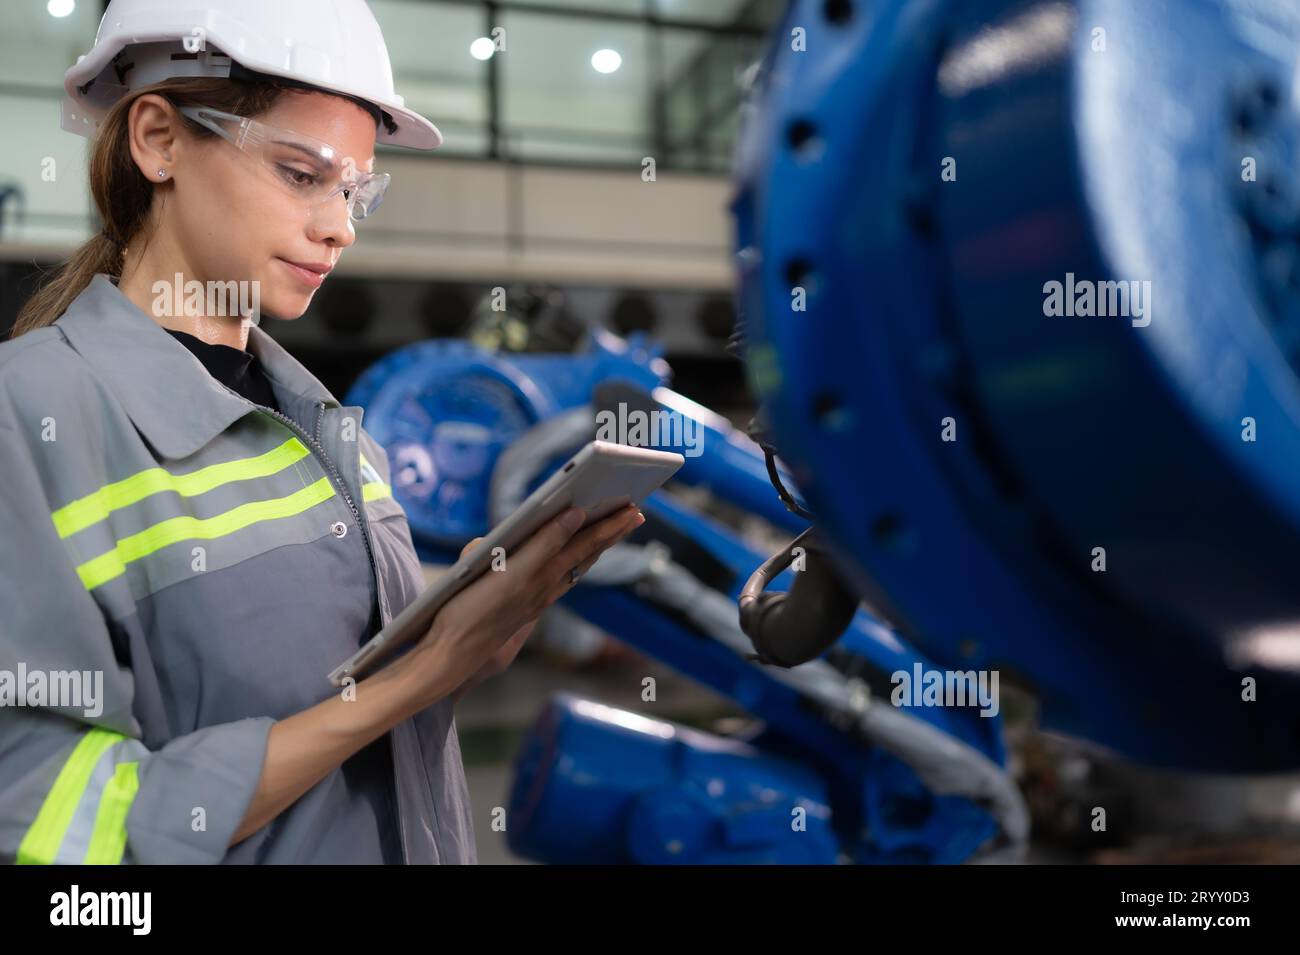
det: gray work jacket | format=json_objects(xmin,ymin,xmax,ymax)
[{"xmin": 0, "ymin": 273, "xmax": 476, "ymax": 864}]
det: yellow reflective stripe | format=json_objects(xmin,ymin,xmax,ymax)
[
  {"xmin": 17, "ymin": 728, "xmax": 124, "ymax": 865},
  {"xmin": 359, "ymin": 452, "xmax": 392, "ymax": 501},
  {"xmin": 83, "ymin": 762, "xmax": 140, "ymax": 864},
  {"xmin": 362, "ymin": 481, "xmax": 393, "ymax": 502},
  {"xmin": 52, "ymin": 438, "xmax": 311, "ymax": 539},
  {"xmin": 76, "ymin": 476, "xmax": 337, "ymax": 590}
]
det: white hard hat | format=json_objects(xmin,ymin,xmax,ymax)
[{"xmin": 61, "ymin": 0, "xmax": 442, "ymax": 149}]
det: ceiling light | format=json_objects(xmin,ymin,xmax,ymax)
[{"xmin": 591, "ymin": 49, "xmax": 622, "ymax": 74}]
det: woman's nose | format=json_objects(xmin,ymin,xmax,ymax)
[{"xmin": 305, "ymin": 193, "xmax": 358, "ymax": 248}]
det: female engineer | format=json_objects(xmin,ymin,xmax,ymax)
[{"xmin": 0, "ymin": 0, "xmax": 643, "ymax": 864}]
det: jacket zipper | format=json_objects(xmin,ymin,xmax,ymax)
[
  {"xmin": 217, "ymin": 385, "xmax": 382, "ymax": 620},
  {"xmin": 265, "ymin": 401, "xmax": 409, "ymax": 862},
  {"xmin": 282, "ymin": 401, "xmax": 381, "ymax": 614}
]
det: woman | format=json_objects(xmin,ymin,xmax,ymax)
[{"xmin": 0, "ymin": 0, "xmax": 642, "ymax": 864}]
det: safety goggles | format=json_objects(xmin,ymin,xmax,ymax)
[{"xmin": 178, "ymin": 105, "xmax": 390, "ymax": 222}]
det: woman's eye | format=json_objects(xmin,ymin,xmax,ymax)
[{"xmin": 276, "ymin": 164, "xmax": 319, "ymax": 188}]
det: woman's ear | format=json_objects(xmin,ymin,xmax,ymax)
[{"xmin": 126, "ymin": 93, "xmax": 181, "ymax": 183}]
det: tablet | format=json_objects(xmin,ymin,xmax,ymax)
[{"xmin": 328, "ymin": 440, "xmax": 684, "ymax": 685}]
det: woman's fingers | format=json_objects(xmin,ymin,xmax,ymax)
[
  {"xmin": 571, "ymin": 512, "xmax": 642, "ymax": 577},
  {"xmin": 544, "ymin": 509, "xmax": 643, "ymax": 602},
  {"xmin": 502, "ymin": 508, "xmax": 640, "ymax": 614},
  {"xmin": 555, "ymin": 506, "xmax": 642, "ymax": 578},
  {"xmin": 463, "ymin": 505, "xmax": 642, "ymax": 622},
  {"xmin": 507, "ymin": 506, "xmax": 592, "ymax": 579},
  {"xmin": 509, "ymin": 503, "xmax": 639, "ymax": 583}
]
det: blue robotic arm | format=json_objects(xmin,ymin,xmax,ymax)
[{"xmin": 349, "ymin": 331, "xmax": 1021, "ymax": 863}]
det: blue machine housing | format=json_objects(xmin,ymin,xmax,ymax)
[
  {"xmin": 732, "ymin": 0, "xmax": 1300, "ymax": 772},
  {"xmin": 507, "ymin": 693, "xmax": 841, "ymax": 865}
]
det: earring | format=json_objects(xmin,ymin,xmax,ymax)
[{"xmin": 158, "ymin": 169, "xmax": 167, "ymax": 178}]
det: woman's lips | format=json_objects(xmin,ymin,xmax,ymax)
[{"xmin": 278, "ymin": 258, "xmax": 331, "ymax": 288}]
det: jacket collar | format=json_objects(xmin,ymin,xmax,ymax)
[{"xmin": 57, "ymin": 273, "xmax": 339, "ymax": 459}]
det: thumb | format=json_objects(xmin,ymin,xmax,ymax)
[{"xmin": 459, "ymin": 536, "xmax": 485, "ymax": 560}]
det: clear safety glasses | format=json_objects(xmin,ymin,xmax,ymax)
[{"xmin": 178, "ymin": 105, "xmax": 390, "ymax": 222}]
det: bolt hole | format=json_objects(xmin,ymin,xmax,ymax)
[
  {"xmin": 905, "ymin": 199, "xmax": 938, "ymax": 239},
  {"xmin": 785, "ymin": 257, "xmax": 815, "ymax": 291},
  {"xmin": 1232, "ymin": 79, "xmax": 1281, "ymax": 137},
  {"xmin": 813, "ymin": 391, "xmax": 840, "ymax": 416},
  {"xmin": 824, "ymin": 0, "xmax": 853, "ymax": 25},
  {"xmin": 812, "ymin": 390, "xmax": 850, "ymax": 431},
  {"xmin": 1257, "ymin": 80, "xmax": 1280, "ymax": 110},
  {"xmin": 786, "ymin": 117, "xmax": 823, "ymax": 162},
  {"xmin": 1232, "ymin": 107, "xmax": 1252, "ymax": 137},
  {"xmin": 871, "ymin": 512, "xmax": 910, "ymax": 552},
  {"xmin": 787, "ymin": 118, "xmax": 816, "ymax": 149}
]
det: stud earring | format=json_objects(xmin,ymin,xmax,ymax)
[{"xmin": 158, "ymin": 169, "xmax": 167, "ymax": 178}]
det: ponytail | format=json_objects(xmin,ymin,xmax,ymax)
[{"xmin": 12, "ymin": 76, "xmax": 288, "ymax": 336}]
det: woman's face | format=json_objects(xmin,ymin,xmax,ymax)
[{"xmin": 170, "ymin": 90, "xmax": 378, "ymax": 321}]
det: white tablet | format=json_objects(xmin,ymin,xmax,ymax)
[{"xmin": 328, "ymin": 440, "xmax": 684, "ymax": 686}]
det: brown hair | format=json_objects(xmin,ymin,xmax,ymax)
[{"xmin": 12, "ymin": 76, "xmax": 290, "ymax": 337}]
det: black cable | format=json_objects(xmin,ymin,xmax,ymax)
[
  {"xmin": 730, "ymin": 312, "xmax": 815, "ymax": 520},
  {"xmin": 760, "ymin": 442, "xmax": 814, "ymax": 520}
]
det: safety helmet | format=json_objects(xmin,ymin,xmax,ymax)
[{"xmin": 61, "ymin": 0, "xmax": 442, "ymax": 149}]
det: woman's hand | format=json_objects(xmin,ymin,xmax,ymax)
[
  {"xmin": 448, "ymin": 615, "xmax": 534, "ymax": 705},
  {"xmin": 391, "ymin": 503, "xmax": 645, "ymax": 713},
  {"xmin": 445, "ymin": 536, "xmax": 533, "ymax": 704}
]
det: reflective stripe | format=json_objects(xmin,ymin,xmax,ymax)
[
  {"xmin": 16, "ymin": 728, "xmax": 123, "ymax": 865},
  {"xmin": 362, "ymin": 481, "xmax": 393, "ymax": 502},
  {"xmin": 359, "ymin": 452, "xmax": 392, "ymax": 502},
  {"xmin": 52, "ymin": 437, "xmax": 311, "ymax": 539},
  {"xmin": 84, "ymin": 762, "xmax": 140, "ymax": 864},
  {"xmin": 76, "ymin": 476, "xmax": 337, "ymax": 590},
  {"xmin": 358, "ymin": 452, "xmax": 382, "ymax": 484}
]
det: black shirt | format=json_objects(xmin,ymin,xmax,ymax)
[{"xmin": 166, "ymin": 329, "xmax": 280, "ymax": 413}]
